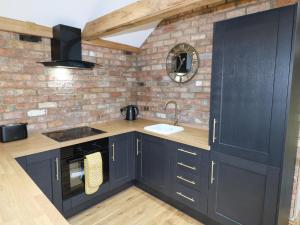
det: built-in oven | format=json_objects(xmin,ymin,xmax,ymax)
[{"xmin": 60, "ymin": 138, "xmax": 109, "ymax": 200}]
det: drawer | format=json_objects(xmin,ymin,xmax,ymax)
[
  {"xmin": 174, "ymin": 183, "xmax": 207, "ymax": 214},
  {"xmin": 176, "ymin": 149, "xmax": 201, "ymax": 169},
  {"xmin": 175, "ymin": 166, "xmax": 201, "ymax": 191},
  {"xmin": 176, "ymin": 160, "xmax": 199, "ymax": 174},
  {"xmin": 176, "ymin": 143, "xmax": 208, "ymax": 161},
  {"xmin": 175, "ymin": 163, "xmax": 209, "ymax": 193}
]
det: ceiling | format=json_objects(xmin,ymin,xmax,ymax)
[{"xmin": 0, "ymin": 0, "xmax": 158, "ymax": 47}]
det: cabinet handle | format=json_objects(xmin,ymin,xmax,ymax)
[
  {"xmin": 210, "ymin": 161, "xmax": 216, "ymax": 184},
  {"xmin": 55, "ymin": 157, "xmax": 59, "ymax": 181},
  {"xmin": 112, "ymin": 143, "xmax": 115, "ymax": 162},
  {"xmin": 213, "ymin": 118, "xmax": 217, "ymax": 143},
  {"xmin": 177, "ymin": 148, "xmax": 197, "ymax": 156},
  {"xmin": 176, "ymin": 176, "xmax": 196, "ymax": 185},
  {"xmin": 177, "ymin": 162, "xmax": 196, "ymax": 171},
  {"xmin": 136, "ymin": 138, "xmax": 140, "ymax": 156},
  {"xmin": 176, "ymin": 192, "xmax": 195, "ymax": 202}
]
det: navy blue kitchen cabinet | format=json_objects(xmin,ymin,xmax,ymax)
[
  {"xmin": 210, "ymin": 5, "xmax": 295, "ymax": 167},
  {"xmin": 209, "ymin": 4, "xmax": 300, "ymax": 225},
  {"xmin": 208, "ymin": 152, "xmax": 280, "ymax": 225},
  {"xmin": 16, "ymin": 150, "xmax": 62, "ymax": 212},
  {"xmin": 136, "ymin": 133, "xmax": 172, "ymax": 196},
  {"xmin": 172, "ymin": 143, "xmax": 210, "ymax": 215},
  {"xmin": 109, "ymin": 133, "xmax": 135, "ymax": 190}
]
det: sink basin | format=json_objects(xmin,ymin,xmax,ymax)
[{"xmin": 144, "ymin": 124, "xmax": 184, "ymax": 135}]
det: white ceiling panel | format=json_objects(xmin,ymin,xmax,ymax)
[{"xmin": 0, "ymin": 0, "xmax": 157, "ymax": 47}]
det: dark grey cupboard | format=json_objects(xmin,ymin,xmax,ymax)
[
  {"xmin": 209, "ymin": 4, "xmax": 300, "ymax": 225},
  {"xmin": 109, "ymin": 133, "xmax": 135, "ymax": 189},
  {"xmin": 16, "ymin": 150, "xmax": 62, "ymax": 212},
  {"xmin": 172, "ymin": 143, "xmax": 209, "ymax": 215},
  {"xmin": 208, "ymin": 152, "xmax": 280, "ymax": 225},
  {"xmin": 210, "ymin": 5, "xmax": 295, "ymax": 167},
  {"xmin": 135, "ymin": 133, "xmax": 211, "ymax": 220},
  {"xmin": 136, "ymin": 134, "xmax": 172, "ymax": 196}
]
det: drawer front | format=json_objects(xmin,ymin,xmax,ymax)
[
  {"xmin": 176, "ymin": 148, "xmax": 200, "ymax": 169},
  {"xmin": 175, "ymin": 166, "xmax": 201, "ymax": 191},
  {"xmin": 176, "ymin": 159, "xmax": 199, "ymax": 174},
  {"xmin": 176, "ymin": 144, "xmax": 208, "ymax": 163},
  {"xmin": 175, "ymin": 163, "xmax": 209, "ymax": 194},
  {"xmin": 174, "ymin": 183, "xmax": 207, "ymax": 214},
  {"xmin": 177, "ymin": 144, "xmax": 209, "ymax": 159}
]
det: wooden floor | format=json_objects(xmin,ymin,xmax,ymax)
[{"xmin": 68, "ymin": 186, "xmax": 204, "ymax": 225}]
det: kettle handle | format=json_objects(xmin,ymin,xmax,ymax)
[
  {"xmin": 134, "ymin": 106, "xmax": 139, "ymax": 116},
  {"xmin": 120, "ymin": 107, "xmax": 126, "ymax": 117}
]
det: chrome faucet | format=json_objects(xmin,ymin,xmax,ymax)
[{"xmin": 164, "ymin": 101, "xmax": 179, "ymax": 126}]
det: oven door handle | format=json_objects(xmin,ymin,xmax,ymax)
[{"xmin": 66, "ymin": 151, "xmax": 105, "ymax": 164}]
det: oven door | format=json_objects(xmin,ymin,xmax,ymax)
[{"xmin": 61, "ymin": 156, "xmax": 85, "ymax": 200}]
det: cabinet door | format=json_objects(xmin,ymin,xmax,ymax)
[
  {"xmin": 210, "ymin": 6, "xmax": 295, "ymax": 166},
  {"xmin": 208, "ymin": 152, "xmax": 280, "ymax": 225},
  {"xmin": 26, "ymin": 150, "xmax": 62, "ymax": 212},
  {"xmin": 137, "ymin": 134, "xmax": 171, "ymax": 195},
  {"xmin": 109, "ymin": 133, "xmax": 134, "ymax": 189}
]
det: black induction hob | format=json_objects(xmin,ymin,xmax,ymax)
[{"xmin": 43, "ymin": 126, "xmax": 106, "ymax": 142}]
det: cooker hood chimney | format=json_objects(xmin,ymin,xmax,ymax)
[{"xmin": 38, "ymin": 24, "xmax": 98, "ymax": 69}]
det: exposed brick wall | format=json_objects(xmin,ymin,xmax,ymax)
[{"xmin": 0, "ymin": 31, "xmax": 137, "ymax": 132}]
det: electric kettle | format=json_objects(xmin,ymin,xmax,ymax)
[{"xmin": 120, "ymin": 105, "xmax": 139, "ymax": 121}]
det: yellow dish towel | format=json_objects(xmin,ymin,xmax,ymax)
[{"xmin": 84, "ymin": 152, "xmax": 103, "ymax": 195}]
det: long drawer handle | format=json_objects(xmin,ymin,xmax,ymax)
[
  {"xmin": 177, "ymin": 148, "xmax": 197, "ymax": 156},
  {"xmin": 55, "ymin": 157, "xmax": 59, "ymax": 181},
  {"xmin": 176, "ymin": 192, "xmax": 195, "ymax": 202},
  {"xmin": 177, "ymin": 162, "xmax": 196, "ymax": 171},
  {"xmin": 177, "ymin": 176, "xmax": 196, "ymax": 185}
]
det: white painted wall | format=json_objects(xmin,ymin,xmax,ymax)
[{"xmin": 0, "ymin": 0, "xmax": 156, "ymax": 47}]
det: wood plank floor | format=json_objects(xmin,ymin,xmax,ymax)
[{"xmin": 68, "ymin": 186, "xmax": 204, "ymax": 225}]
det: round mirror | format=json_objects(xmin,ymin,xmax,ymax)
[{"xmin": 166, "ymin": 43, "xmax": 199, "ymax": 84}]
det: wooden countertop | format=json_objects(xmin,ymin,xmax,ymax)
[{"xmin": 0, "ymin": 119, "xmax": 209, "ymax": 225}]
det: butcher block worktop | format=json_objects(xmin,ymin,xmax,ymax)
[
  {"xmin": 0, "ymin": 119, "xmax": 209, "ymax": 225},
  {"xmin": 4, "ymin": 119, "xmax": 210, "ymax": 158}
]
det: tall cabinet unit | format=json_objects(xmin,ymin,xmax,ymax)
[{"xmin": 209, "ymin": 4, "xmax": 300, "ymax": 225}]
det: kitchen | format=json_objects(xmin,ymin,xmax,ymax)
[{"xmin": 0, "ymin": 0, "xmax": 299, "ymax": 225}]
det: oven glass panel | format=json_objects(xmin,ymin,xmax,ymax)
[{"xmin": 69, "ymin": 161, "xmax": 84, "ymax": 189}]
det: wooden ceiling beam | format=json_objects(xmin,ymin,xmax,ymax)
[
  {"xmin": 82, "ymin": 0, "xmax": 225, "ymax": 40},
  {"xmin": 0, "ymin": 16, "xmax": 53, "ymax": 38},
  {"xmin": 0, "ymin": 16, "xmax": 139, "ymax": 53},
  {"xmin": 82, "ymin": 39, "xmax": 140, "ymax": 53}
]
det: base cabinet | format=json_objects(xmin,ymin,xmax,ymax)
[
  {"xmin": 208, "ymin": 152, "xmax": 280, "ymax": 225},
  {"xmin": 136, "ymin": 133, "xmax": 210, "ymax": 217},
  {"xmin": 15, "ymin": 132, "xmax": 284, "ymax": 225},
  {"xmin": 16, "ymin": 150, "xmax": 62, "ymax": 212},
  {"xmin": 109, "ymin": 133, "xmax": 135, "ymax": 190},
  {"xmin": 136, "ymin": 134, "xmax": 172, "ymax": 196},
  {"xmin": 172, "ymin": 143, "xmax": 209, "ymax": 215}
]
